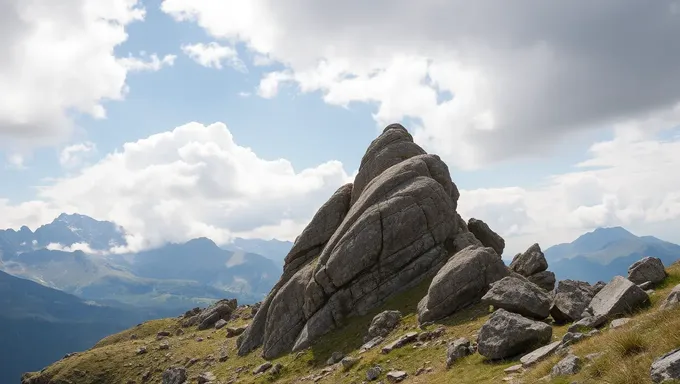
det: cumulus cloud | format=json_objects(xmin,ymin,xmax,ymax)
[
  {"xmin": 0, "ymin": 0, "xmax": 172, "ymax": 146},
  {"xmin": 59, "ymin": 142, "xmax": 97, "ymax": 168},
  {"xmin": 161, "ymin": 0, "xmax": 680, "ymax": 170},
  {"xmin": 1, "ymin": 122, "xmax": 352, "ymax": 252},
  {"xmin": 118, "ymin": 53, "xmax": 177, "ymax": 72},
  {"xmin": 181, "ymin": 42, "xmax": 247, "ymax": 72}
]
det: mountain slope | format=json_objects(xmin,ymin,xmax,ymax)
[
  {"xmin": 544, "ymin": 227, "xmax": 680, "ymax": 283},
  {"xmin": 223, "ymin": 237, "xmax": 293, "ymax": 265},
  {"xmin": 0, "ymin": 269, "xmax": 150, "ymax": 384}
]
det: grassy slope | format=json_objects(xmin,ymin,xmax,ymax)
[{"xmin": 24, "ymin": 262, "xmax": 680, "ymax": 384}]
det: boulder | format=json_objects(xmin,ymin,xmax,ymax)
[
  {"xmin": 567, "ymin": 314, "xmax": 607, "ymax": 333},
  {"xmin": 195, "ymin": 299, "xmax": 237, "ymax": 330},
  {"xmin": 550, "ymin": 280, "xmax": 595, "ymax": 323},
  {"xmin": 520, "ymin": 341, "xmax": 561, "ymax": 368},
  {"xmin": 660, "ymin": 284, "xmax": 680, "ymax": 310},
  {"xmin": 650, "ymin": 348, "xmax": 680, "ymax": 383},
  {"xmin": 365, "ymin": 310, "xmax": 402, "ymax": 342},
  {"xmin": 366, "ymin": 366, "xmax": 382, "ymax": 381},
  {"xmin": 446, "ymin": 338, "xmax": 472, "ymax": 368},
  {"xmin": 527, "ymin": 270, "xmax": 556, "ymax": 292},
  {"xmin": 418, "ymin": 246, "xmax": 509, "ymax": 323},
  {"xmin": 591, "ymin": 281, "xmax": 607, "ymax": 294},
  {"xmin": 467, "ymin": 218, "xmax": 505, "ymax": 256},
  {"xmin": 509, "ymin": 243, "xmax": 548, "ymax": 277},
  {"xmin": 162, "ymin": 367, "xmax": 187, "ymax": 384},
  {"xmin": 586, "ymin": 276, "xmax": 650, "ymax": 318},
  {"xmin": 628, "ymin": 256, "xmax": 667, "ymax": 285},
  {"xmin": 240, "ymin": 125, "xmax": 463, "ymax": 359},
  {"xmin": 551, "ymin": 354, "xmax": 582, "ymax": 377},
  {"xmin": 481, "ymin": 276, "xmax": 551, "ymax": 319},
  {"xmin": 477, "ymin": 309, "xmax": 553, "ymax": 360}
]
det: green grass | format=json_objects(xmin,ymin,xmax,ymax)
[{"xmin": 23, "ymin": 262, "xmax": 680, "ymax": 384}]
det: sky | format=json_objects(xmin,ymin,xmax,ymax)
[{"xmin": 2, "ymin": 0, "xmax": 680, "ymax": 258}]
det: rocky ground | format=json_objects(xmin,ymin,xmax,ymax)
[{"xmin": 21, "ymin": 124, "xmax": 680, "ymax": 384}]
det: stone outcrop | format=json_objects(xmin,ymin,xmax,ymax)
[
  {"xmin": 481, "ymin": 276, "xmax": 551, "ymax": 319},
  {"xmin": 585, "ymin": 276, "xmax": 650, "ymax": 319},
  {"xmin": 238, "ymin": 124, "xmax": 464, "ymax": 359},
  {"xmin": 650, "ymin": 348, "xmax": 680, "ymax": 383},
  {"xmin": 509, "ymin": 244, "xmax": 555, "ymax": 291},
  {"xmin": 182, "ymin": 299, "xmax": 237, "ymax": 330},
  {"xmin": 477, "ymin": 309, "xmax": 552, "ymax": 360},
  {"xmin": 418, "ymin": 246, "xmax": 509, "ymax": 323},
  {"xmin": 660, "ymin": 284, "xmax": 680, "ymax": 310},
  {"xmin": 365, "ymin": 310, "xmax": 402, "ymax": 342},
  {"xmin": 628, "ymin": 256, "xmax": 667, "ymax": 285},
  {"xmin": 550, "ymin": 280, "xmax": 595, "ymax": 323},
  {"xmin": 467, "ymin": 218, "xmax": 505, "ymax": 256},
  {"xmin": 551, "ymin": 354, "xmax": 582, "ymax": 377}
]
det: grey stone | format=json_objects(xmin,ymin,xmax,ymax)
[
  {"xmin": 214, "ymin": 319, "xmax": 227, "ymax": 330},
  {"xmin": 638, "ymin": 281, "xmax": 654, "ymax": 290},
  {"xmin": 591, "ymin": 281, "xmax": 607, "ymax": 294},
  {"xmin": 365, "ymin": 310, "xmax": 402, "ymax": 342},
  {"xmin": 504, "ymin": 364, "xmax": 523, "ymax": 374},
  {"xmin": 446, "ymin": 338, "xmax": 472, "ymax": 368},
  {"xmin": 521, "ymin": 341, "xmax": 561, "ymax": 367},
  {"xmin": 477, "ymin": 309, "xmax": 553, "ymax": 360},
  {"xmin": 628, "ymin": 256, "xmax": 666, "ymax": 285},
  {"xmin": 197, "ymin": 372, "xmax": 216, "ymax": 384},
  {"xmin": 192, "ymin": 299, "xmax": 237, "ymax": 330},
  {"xmin": 360, "ymin": 336, "xmax": 385, "ymax": 353},
  {"xmin": 527, "ymin": 270, "xmax": 556, "ymax": 292},
  {"xmin": 386, "ymin": 370, "xmax": 408, "ymax": 382},
  {"xmin": 326, "ymin": 351, "xmax": 344, "ymax": 366},
  {"xmin": 253, "ymin": 362, "xmax": 273, "ymax": 375},
  {"xmin": 586, "ymin": 276, "xmax": 650, "ymax": 318},
  {"xmin": 481, "ymin": 276, "xmax": 551, "ymax": 319},
  {"xmin": 161, "ymin": 367, "xmax": 187, "ymax": 384},
  {"xmin": 609, "ymin": 318, "xmax": 631, "ymax": 329},
  {"xmin": 226, "ymin": 326, "xmax": 247, "ymax": 338},
  {"xmin": 467, "ymin": 218, "xmax": 505, "ymax": 256},
  {"xmin": 366, "ymin": 365, "xmax": 383, "ymax": 381},
  {"xmin": 551, "ymin": 354, "xmax": 582, "ymax": 377},
  {"xmin": 550, "ymin": 280, "xmax": 595, "ymax": 323},
  {"xmin": 509, "ymin": 243, "xmax": 548, "ymax": 277},
  {"xmin": 341, "ymin": 356, "xmax": 360, "ymax": 370},
  {"xmin": 650, "ymin": 348, "xmax": 680, "ymax": 383},
  {"xmin": 418, "ymin": 246, "xmax": 509, "ymax": 323},
  {"xmin": 381, "ymin": 332, "xmax": 419, "ymax": 354},
  {"xmin": 660, "ymin": 284, "xmax": 680, "ymax": 310},
  {"xmin": 567, "ymin": 315, "xmax": 607, "ymax": 332},
  {"xmin": 270, "ymin": 363, "xmax": 283, "ymax": 375}
]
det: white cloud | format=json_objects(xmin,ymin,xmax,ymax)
[
  {"xmin": 5, "ymin": 153, "xmax": 26, "ymax": 169},
  {"xmin": 181, "ymin": 42, "xmax": 247, "ymax": 72},
  {"xmin": 118, "ymin": 53, "xmax": 177, "ymax": 72},
  {"xmin": 0, "ymin": 0, "xmax": 172, "ymax": 147},
  {"xmin": 45, "ymin": 241, "xmax": 102, "ymax": 255},
  {"xmin": 0, "ymin": 122, "xmax": 352, "ymax": 253},
  {"xmin": 59, "ymin": 142, "xmax": 97, "ymax": 168},
  {"xmin": 161, "ymin": 0, "xmax": 680, "ymax": 170}
]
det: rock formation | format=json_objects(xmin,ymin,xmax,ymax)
[
  {"xmin": 585, "ymin": 276, "xmax": 650, "ymax": 318},
  {"xmin": 238, "ymin": 124, "xmax": 469, "ymax": 359},
  {"xmin": 628, "ymin": 256, "xmax": 667, "ymax": 285},
  {"xmin": 509, "ymin": 244, "xmax": 556, "ymax": 291},
  {"xmin": 476, "ymin": 309, "xmax": 552, "ymax": 360},
  {"xmin": 467, "ymin": 218, "xmax": 505, "ymax": 256},
  {"xmin": 481, "ymin": 275, "xmax": 551, "ymax": 320},
  {"xmin": 550, "ymin": 280, "xmax": 596, "ymax": 323}
]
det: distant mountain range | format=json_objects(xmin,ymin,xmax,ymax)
[
  {"xmin": 0, "ymin": 214, "xmax": 291, "ymax": 312},
  {"xmin": 544, "ymin": 226, "xmax": 680, "ymax": 283},
  {"xmin": 0, "ymin": 268, "xmax": 160, "ymax": 384}
]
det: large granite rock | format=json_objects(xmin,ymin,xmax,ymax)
[
  {"xmin": 585, "ymin": 276, "xmax": 650, "ymax": 319},
  {"xmin": 365, "ymin": 310, "xmax": 402, "ymax": 342},
  {"xmin": 509, "ymin": 243, "xmax": 548, "ymax": 277},
  {"xmin": 550, "ymin": 280, "xmax": 595, "ymax": 323},
  {"xmin": 527, "ymin": 271, "xmax": 556, "ymax": 292},
  {"xmin": 239, "ymin": 124, "xmax": 462, "ymax": 359},
  {"xmin": 467, "ymin": 218, "xmax": 505, "ymax": 256},
  {"xmin": 418, "ymin": 246, "xmax": 509, "ymax": 323},
  {"xmin": 650, "ymin": 348, "xmax": 680, "ymax": 383},
  {"xmin": 181, "ymin": 299, "xmax": 237, "ymax": 330},
  {"xmin": 477, "ymin": 309, "xmax": 552, "ymax": 360},
  {"xmin": 481, "ymin": 276, "xmax": 551, "ymax": 319},
  {"xmin": 628, "ymin": 256, "xmax": 667, "ymax": 285},
  {"xmin": 660, "ymin": 284, "xmax": 680, "ymax": 310}
]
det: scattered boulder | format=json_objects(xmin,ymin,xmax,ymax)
[
  {"xmin": 341, "ymin": 356, "xmax": 360, "ymax": 370},
  {"xmin": 214, "ymin": 319, "xmax": 227, "ymax": 330},
  {"xmin": 360, "ymin": 336, "xmax": 385, "ymax": 353},
  {"xmin": 568, "ymin": 314, "xmax": 607, "ymax": 332},
  {"xmin": 326, "ymin": 351, "xmax": 344, "ymax": 366},
  {"xmin": 467, "ymin": 218, "xmax": 505, "ymax": 256},
  {"xmin": 446, "ymin": 338, "xmax": 472, "ymax": 368},
  {"xmin": 591, "ymin": 281, "xmax": 607, "ymax": 294},
  {"xmin": 161, "ymin": 367, "xmax": 187, "ymax": 384},
  {"xmin": 418, "ymin": 246, "xmax": 509, "ymax": 323},
  {"xmin": 386, "ymin": 370, "xmax": 408, "ymax": 382},
  {"xmin": 609, "ymin": 318, "xmax": 631, "ymax": 329},
  {"xmin": 520, "ymin": 341, "xmax": 561, "ymax": 368},
  {"xmin": 197, "ymin": 372, "xmax": 216, "ymax": 384},
  {"xmin": 551, "ymin": 353, "xmax": 582, "ymax": 377},
  {"xmin": 660, "ymin": 284, "xmax": 680, "ymax": 310},
  {"xmin": 270, "ymin": 363, "xmax": 283, "ymax": 375},
  {"xmin": 366, "ymin": 365, "xmax": 383, "ymax": 381},
  {"xmin": 381, "ymin": 332, "xmax": 419, "ymax": 354},
  {"xmin": 136, "ymin": 346, "xmax": 147, "ymax": 355},
  {"xmin": 527, "ymin": 270, "xmax": 556, "ymax": 292},
  {"xmin": 481, "ymin": 275, "xmax": 551, "ymax": 319},
  {"xmin": 226, "ymin": 326, "xmax": 247, "ymax": 338},
  {"xmin": 550, "ymin": 280, "xmax": 595, "ymax": 323},
  {"xmin": 477, "ymin": 309, "xmax": 553, "ymax": 360},
  {"xmin": 365, "ymin": 310, "xmax": 402, "ymax": 342},
  {"xmin": 253, "ymin": 362, "xmax": 273, "ymax": 375},
  {"xmin": 509, "ymin": 244, "xmax": 548, "ymax": 277},
  {"xmin": 182, "ymin": 299, "xmax": 237, "ymax": 330},
  {"xmin": 628, "ymin": 257, "xmax": 666, "ymax": 285},
  {"xmin": 586, "ymin": 276, "xmax": 650, "ymax": 318},
  {"xmin": 651, "ymin": 348, "xmax": 680, "ymax": 383}
]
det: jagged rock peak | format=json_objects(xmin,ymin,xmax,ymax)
[{"xmin": 237, "ymin": 123, "xmax": 463, "ymax": 359}]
